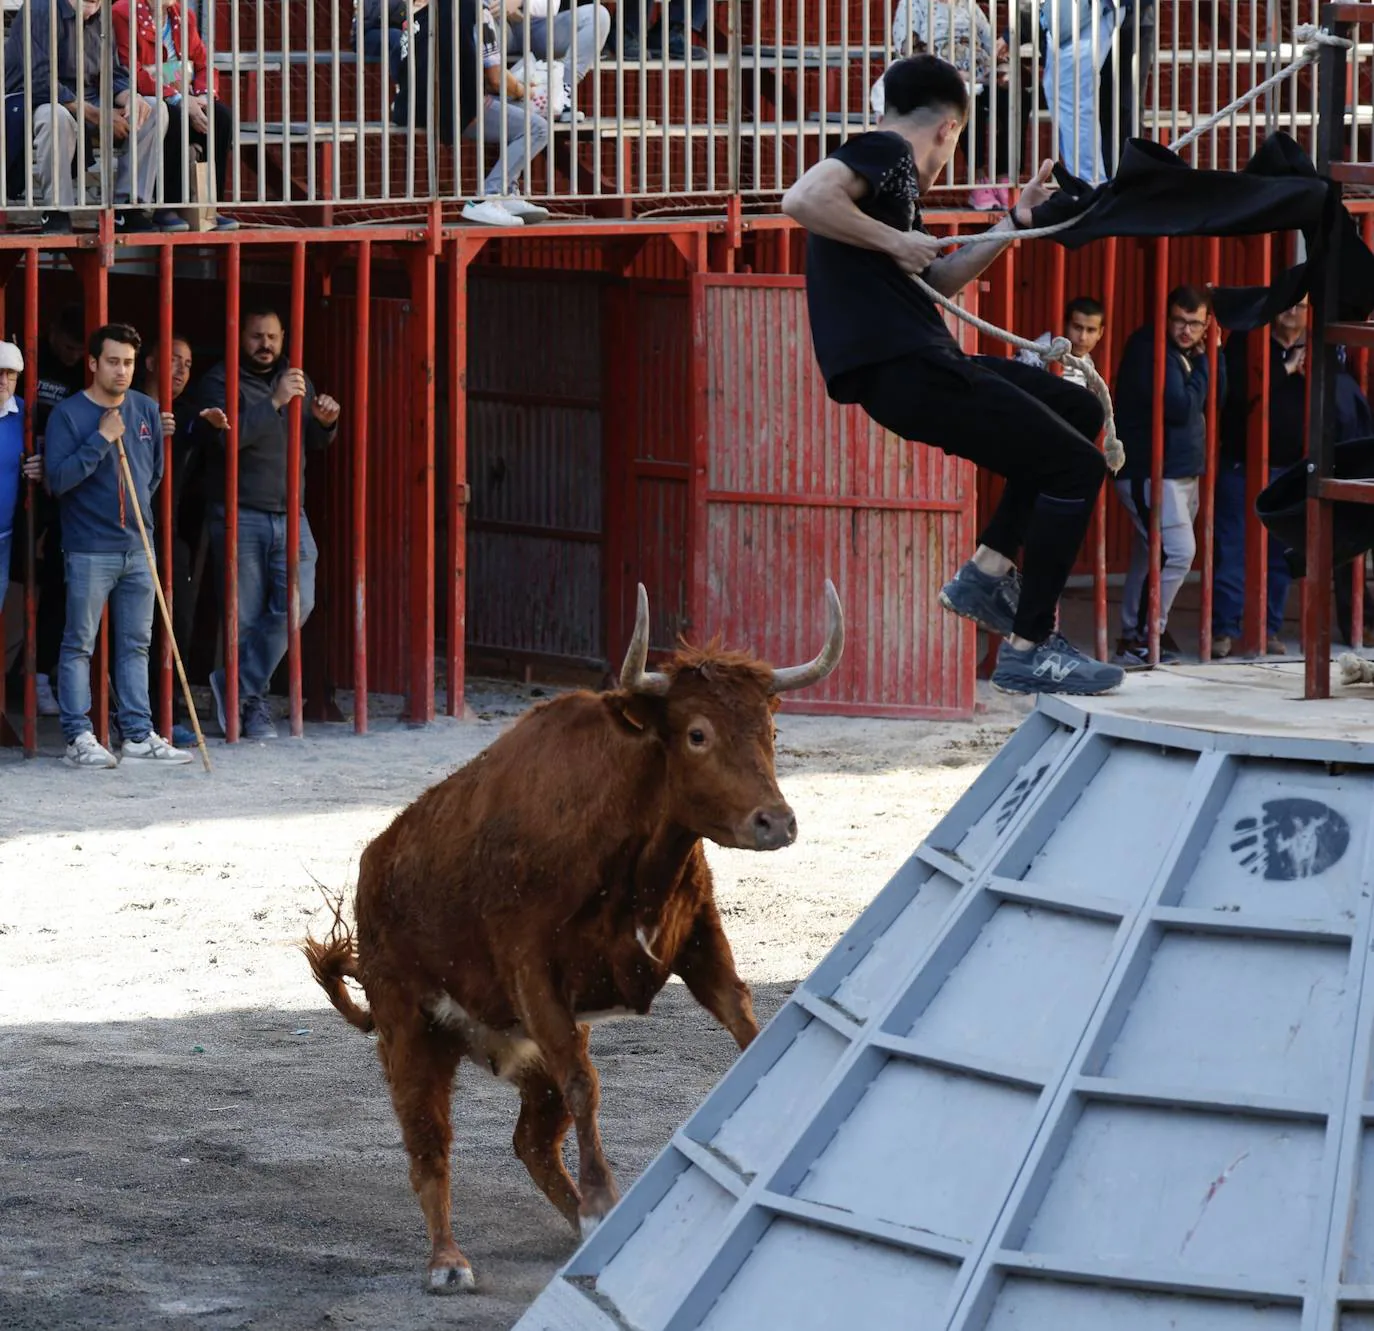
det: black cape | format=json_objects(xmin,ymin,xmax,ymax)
[{"xmin": 1026, "ymin": 134, "xmax": 1374, "ymax": 331}]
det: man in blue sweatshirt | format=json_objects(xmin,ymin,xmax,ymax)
[
  {"xmin": 43, "ymin": 323, "xmax": 191, "ymax": 768},
  {"xmin": 1112, "ymin": 284, "xmax": 1227, "ymax": 666}
]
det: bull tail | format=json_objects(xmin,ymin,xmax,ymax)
[{"xmin": 302, "ymin": 889, "xmax": 375, "ymax": 1035}]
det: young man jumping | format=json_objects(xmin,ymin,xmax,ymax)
[{"xmin": 782, "ymin": 53, "xmax": 1123, "ymax": 696}]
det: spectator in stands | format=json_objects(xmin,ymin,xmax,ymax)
[
  {"xmin": 197, "ymin": 307, "xmax": 340, "ymax": 741},
  {"xmin": 505, "ymin": 0, "xmax": 612, "ymax": 123},
  {"xmin": 618, "ymin": 0, "xmax": 709, "ymax": 60},
  {"xmin": 1112, "ymin": 284, "xmax": 1225, "ymax": 666},
  {"xmin": 1041, "ymin": 0, "xmax": 1120, "ymax": 185},
  {"xmin": 0, "ymin": 342, "xmax": 40, "ymax": 650},
  {"xmin": 888, "ymin": 0, "xmax": 1010, "ymax": 209},
  {"xmin": 111, "ymin": 0, "xmax": 239, "ymax": 231},
  {"xmin": 1014, "ymin": 294, "xmax": 1107, "ymax": 390},
  {"xmin": 461, "ymin": 0, "xmax": 555, "ymax": 226},
  {"xmin": 2, "ymin": 0, "xmax": 184, "ymax": 235},
  {"xmin": 357, "ymin": 0, "xmax": 426, "ymax": 73},
  {"xmin": 1213, "ymin": 307, "xmax": 1374, "ymax": 658},
  {"xmin": 44, "ymin": 322, "xmax": 191, "ymax": 767}
]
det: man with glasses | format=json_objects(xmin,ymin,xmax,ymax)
[{"xmin": 1112, "ymin": 284, "xmax": 1225, "ymax": 666}]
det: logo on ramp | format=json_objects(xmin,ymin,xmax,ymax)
[{"xmin": 1229, "ymin": 798, "xmax": 1350, "ymax": 880}]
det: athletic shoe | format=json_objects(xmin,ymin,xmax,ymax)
[
  {"xmin": 939, "ymin": 560, "xmax": 1020, "ymax": 638},
  {"xmin": 461, "ymin": 199, "xmax": 523, "ymax": 227},
  {"xmin": 1116, "ymin": 632, "xmax": 1182, "ymax": 668},
  {"xmin": 241, "ymin": 697, "xmax": 279, "ymax": 741},
  {"xmin": 152, "ymin": 209, "xmax": 191, "ymax": 233},
  {"xmin": 992, "ymin": 632, "xmax": 1125, "ymax": 696},
  {"xmin": 502, "ymin": 196, "xmax": 551, "ymax": 223},
  {"xmin": 1267, "ymin": 636, "xmax": 1288, "ymax": 655},
  {"xmin": 1211, "ymin": 634, "xmax": 1234, "ymax": 660},
  {"xmin": 64, "ymin": 731, "xmax": 119, "ymax": 769},
  {"xmin": 122, "ymin": 732, "xmax": 193, "ymax": 764}
]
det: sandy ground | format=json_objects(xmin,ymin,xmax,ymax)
[{"xmin": 0, "ymin": 680, "xmax": 1024, "ymax": 1331}]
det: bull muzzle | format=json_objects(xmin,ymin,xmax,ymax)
[{"xmin": 744, "ymin": 803, "xmax": 798, "ymax": 851}]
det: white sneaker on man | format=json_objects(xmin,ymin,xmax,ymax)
[
  {"xmin": 35, "ymin": 672, "xmax": 59, "ymax": 716},
  {"xmin": 502, "ymin": 196, "xmax": 551, "ymax": 223},
  {"xmin": 461, "ymin": 199, "xmax": 524, "ymax": 227},
  {"xmin": 64, "ymin": 731, "xmax": 118, "ymax": 769},
  {"xmin": 121, "ymin": 732, "xmax": 193, "ymax": 765}
]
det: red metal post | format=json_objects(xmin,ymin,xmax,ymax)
[
  {"xmin": 352, "ymin": 239, "xmax": 372, "ymax": 733},
  {"xmin": 21, "ymin": 248, "xmax": 38, "ymax": 756},
  {"xmin": 157, "ymin": 243, "xmax": 175, "ymax": 738},
  {"xmin": 1147, "ymin": 238, "xmax": 1168, "ymax": 664},
  {"xmin": 1095, "ymin": 238, "xmax": 1118, "ymax": 663},
  {"xmin": 224, "ymin": 242, "xmax": 241, "ymax": 743},
  {"xmin": 1242, "ymin": 236, "xmax": 1272, "ymax": 657},
  {"xmin": 406, "ymin": 239, "xmax": 437, "ymax": 724},
  {"xmin": 79, "ymin": 254, "xmax": 110, "ymax": 744},
  {"xmin": 1198, "ymin": 235, "xmax": 1221, "ymax": 664},
  {"xmin": 688, "ymin": 275, "xmax": 710, "ymax": 639},
  {"xmin": 286, "ymin": 239, "xmax": 306, "ymax": 738},
  {"xmin": 445, "ymin": 239, "xmax": 469, "ymax": 718}
]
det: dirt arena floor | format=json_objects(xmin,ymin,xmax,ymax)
[{"xmin": 0, "ymin": 681, "xmax": 1023, "ymax": 1331}]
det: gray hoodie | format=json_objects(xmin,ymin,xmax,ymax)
[{"xmin": 196, "ymin": 357, "xmax": 336, "ymax": 514}]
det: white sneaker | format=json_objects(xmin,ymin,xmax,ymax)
[
  {"xmin": 64, "ymin": 731, "xmax": 118, "ymax": 769},
  {"xmin": 461, "ymin": 199, "xmax": 523, "ymax": 227},
  {"xmin": 502, "ymin": 196, "xmax": 551, "ymax": 223},
  {"xmin": 121, "ymin": 732, "xmax": 193, "ymax": 765},
  {"xmin": 558, "ymin": 104, "xmax": 587, "ymax": 124},
  {"xmin": 35, "ymin": 673, "xmax": 59, "ymax": 716}
]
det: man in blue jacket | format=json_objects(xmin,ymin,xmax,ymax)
[
  {"xmin": 43, "ymin": 323, "xmax": 190, "ymax": 768},
  {"xmin": 1112, "ymin": 284, "xmax": 1226, "ymax": 665}
]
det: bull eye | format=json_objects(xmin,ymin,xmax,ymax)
[{"xmin": 688, "ymin": 728, "xmax": 707, "ymax": 747}]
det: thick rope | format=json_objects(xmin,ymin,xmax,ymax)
[
  {"xmin": 1339, "ymin": 651, "xmax": 1374, "ymax": 685},
  {"xmin": 906, "ymin": 23, "xmax": 1354, "ymax": 473}
]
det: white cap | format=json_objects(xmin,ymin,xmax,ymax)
[{"xmin": 0, "ymin": 341, "xmax": 24, "ymax": 373}]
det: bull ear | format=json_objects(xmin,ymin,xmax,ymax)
[{"xmin": 611, "ymin": 691, "xmax": 662, "ymax": 735}]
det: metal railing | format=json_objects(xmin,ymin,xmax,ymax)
[{"xmin": 0, "ymin": 0, "xmax": 1339, "ymax": 217}]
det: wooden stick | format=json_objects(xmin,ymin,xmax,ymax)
[{"xmin": 114, "ymin": 435, "xmax": 212, "ymax": 773}]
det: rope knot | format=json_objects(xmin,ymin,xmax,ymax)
[
  {"xmin": 1295, "ymin": 23, "xmax": 1354, "ymax": 51},
  {"xmin": 1043, "ymin": 336, "xmax": 1073, "ymax": 363}
]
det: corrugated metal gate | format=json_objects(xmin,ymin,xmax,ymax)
[
  {"xmin": 694, "ymin": 276, "xmax": 976, "ymax": 718},
  {"xmin": 465, "ymin": 270, "xmax": 606, "ymax": 666}
]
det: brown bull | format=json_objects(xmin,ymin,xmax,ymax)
[{"xmin": 303, "ymin": 582, "xmax": 844, "ymax": 1292}]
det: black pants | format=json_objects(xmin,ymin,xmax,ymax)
[
  {"xmin": 964, "ymin": 84, "xmax": 1012, "ymax": 182},
  {"xmin": 1099, "ymin": 4, "xmax": 1154, "ymax": 178},
  {"xmin": 162, "ymin": 98, "xmax": 233, "ymax": 206},
  {"xmin": 841, "ymin": 352, "xmax": 1108, "ymax": 643}
]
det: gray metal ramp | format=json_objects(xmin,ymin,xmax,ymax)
[{"xmin": 515, "ymin": 665, "xmax": 1374, "ymax": 1331}]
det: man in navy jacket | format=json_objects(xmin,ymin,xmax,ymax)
[
  {"xmin": 1112, "ymin": 284, "xmax": 1227, "ymax": 665},
  {"xmin": 44, "ymin": 323, "xmax": 190, "ymax": 768}
]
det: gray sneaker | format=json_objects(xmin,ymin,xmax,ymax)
[
  {"xmin": 242, "ymin": 697, "xmax": 279, "ymax": 741},
  {"xmin": 939, "ymin": 560, "xmax": 1020, "ymax": 638},
  {"xmin": 992, "ymin": 632, "xmax": 1125, "ymax": 696}
]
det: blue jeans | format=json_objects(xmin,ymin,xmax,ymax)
[
  {"xmin": 59, "ymin": 549, "xmax": 155, "ymax": 743},
  {"xmin": 1212, "ymin": 460, "xmax": 1292, "ymax": 639},
  {"xmin": 208, "ymin": 506, "xmax": 318, "ymax": 703},
  {"xmin": 1043, "ymin": 8, "xmax": 1121, "ymax": 184}
]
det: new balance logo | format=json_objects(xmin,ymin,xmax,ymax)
[{"xmin": 1032, "ymin": 654, "xmax": 1079, "ymax": 684}]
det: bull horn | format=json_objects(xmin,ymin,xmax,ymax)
[
  {"xmin": 619, "ymin": 584, "xmax": 672, "ymax": 696},
  {"xmin": 768, "ymin": 580, "xmax": 845, "ymax": 694}
]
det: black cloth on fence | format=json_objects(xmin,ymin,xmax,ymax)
[{"xmin": 1025, "ymin": 133, "xmax": 1374, "ymax": 332}]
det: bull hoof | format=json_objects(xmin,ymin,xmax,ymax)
[
  {"xmin": 578, "ymin": 1213, "xmax": 603, "ymax": 1240},
  {"xmin": 427, "ymin": 1262, "xmax": 476, "ymax": 1294}
]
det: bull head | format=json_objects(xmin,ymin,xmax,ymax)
[{"xmin": 619, "ymin": 580, "xmax": 846, "ymax": 697}]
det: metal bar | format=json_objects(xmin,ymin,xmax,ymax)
[
  {"xmin": 22, "ymin": 249, "xmax": 39, "ymax": 757},
  {"xmin": 158, "ymin": 244, "xmax": 175, "ymax": 738},
  {"xmin": 353, "ymin": 239, "xmax": 372, "ymax": 734},
  {"xmin": 1146, "ymin": 238, "xmax": 1168, "ymax": 664},
  {"xmin": 446, "ymin": 239, "xmax": 468, "ymax": 719},
  {"xmin": 408, "ymin": 241, "xmax": 437, "ymax": 724},
  {"xmin": 1198, "ymin": 235, "xmax": 1221, "ymax": 665},
  {"xmin": 80, "ymin": 258, "xmax": 111, "ymax": 746},
  {"xmin": 1096, "ymin": 236, "xmax": 1118, "ymax": 663},
  {"xmin": 286, "ymin": 240, "xmax": 306, "ymax": 738},
  {"xmin": 224, "ymin": 243, "xmax": 241, "ymax": 743}
]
